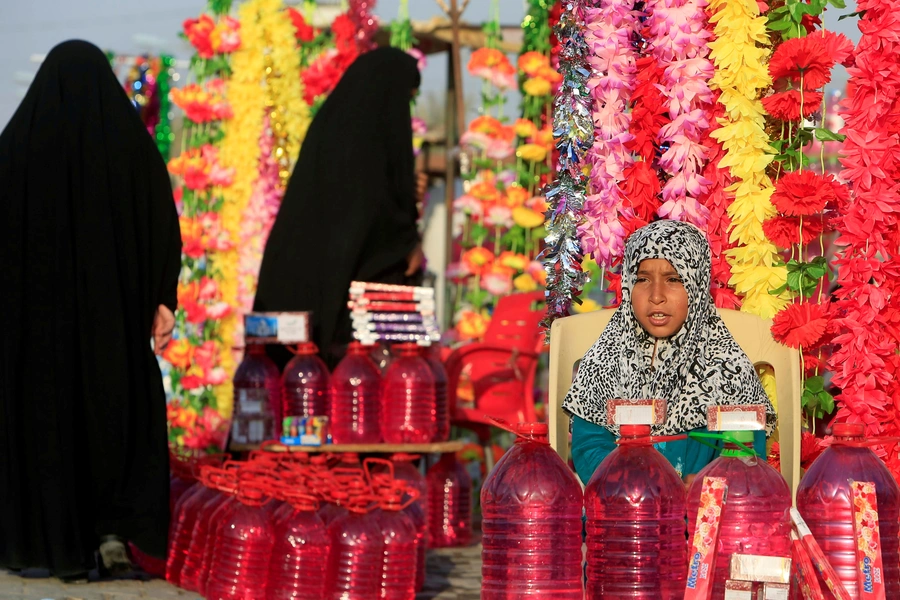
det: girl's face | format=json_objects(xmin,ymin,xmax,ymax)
[{"xmin": 631, "ymin": 258, "xmax": 689, "ymax": 339}]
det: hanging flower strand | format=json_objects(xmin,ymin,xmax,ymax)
[
  {"xmin": 541, "ymin": 0, "xmax": 593, "ymax": 331},
  {"xmin": 707, "ymin": 0, "xmax": 788, "ymax": 319},
  {"xmin": 647, "ymin": 0, "xmax": 714, "ymax": 230},
  {"xmin": 579, "ymin": 0, "xmax": 639, "ymax": 270}
]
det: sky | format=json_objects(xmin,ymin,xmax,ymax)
[{"xmin": 1, "ymin": 0, "xmax": 861, "ymax": 130}]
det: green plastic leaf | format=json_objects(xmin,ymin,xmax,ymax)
[
  {"xmin": 815, "ymin": 128, "xmax": 847, "ymax": 143},
  {"xmin": 805, "ymin": 376, "xmax": 825, "ymax": 394}
]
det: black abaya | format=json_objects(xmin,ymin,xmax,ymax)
[
  {"xmin": 254, "ymin": 47, "xmax": 421, "ymax": 366},
  {"xmin": 0, "ymin": 40, "xmax": 181, "ymax": 577}
]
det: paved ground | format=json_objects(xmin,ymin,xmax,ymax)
[{"xmin": 0, "ymin": 544, "xmax": 483, "ymax": 600}]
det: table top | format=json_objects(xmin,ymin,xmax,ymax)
[{"xmin": 230, "ymin": 440, "xmax": 466, "ymax": 454}]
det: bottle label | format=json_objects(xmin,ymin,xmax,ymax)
[
  {"xmin": 685, "ymin": 476, "xmax": 728, "ymax": 600},
  {"xmin": 707, "ymin": 404, "xmax": 766, "ymax": 431},
  {"xmin": 238, "ymin": 388, "xmax": 268, "ymax": 415},
  {"xmin": 608, "ymin": 398, "xmax": 667, "ymax": 425},
  {"xmin": 851, "ymin": 480, "xmax": 887, "ymax": 600},
  {"xmin": 729, "ymin": 554, "xmax": 791, "ymax": 584}
]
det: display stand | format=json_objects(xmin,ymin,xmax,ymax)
[{"xmin": 230, "ymin": 440, "xmax": 465, "ymax": 454}]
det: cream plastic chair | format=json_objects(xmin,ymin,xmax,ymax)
[{"xmin": 548, "ymin": 307, "xmax": 802, "ymax": 499}]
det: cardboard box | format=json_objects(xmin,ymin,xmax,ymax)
[
  {"xmin": 851, "ymin": 480, "xmax": 887, "ymax": 600},
  {"xmin": 685, "ymin": 477, "xmax": 728, "ymax": 600},
  {"xmin": 729, "ymin": 554, "xmax": 791, "ymax": 584},
  {"xmin": 707, "ymin": 404, "xmax": 767, "ymax": 431},
  {"xmin": 607, "ymin": 398, "xmax": 667, "ymax": 426},
  {"xmin": 758, "ymin": 582, "xmax": 789, "ymax": 600},
  {"xmin": 725, "ymin": 580, "xmax": 754, "ymax": 600}
]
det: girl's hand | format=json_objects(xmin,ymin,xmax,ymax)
[{"xmin": 152, "ymin": 304, "xmax": 175, "ymax": 355}]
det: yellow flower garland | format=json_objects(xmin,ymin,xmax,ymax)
[
  {"xmin": 259, "ymin": 0, "xmax": 310, "ymax": 164},
  {"xmin": 212, "ymin": 0, "xmax": 269, "ymax": 418},
  {"xmin": 211, "ymin": 0, "xmax": 312, "ymax": 418},
  {"xmin": 707, "ymin": 0, "xmax": 789, "ymax": 320}
]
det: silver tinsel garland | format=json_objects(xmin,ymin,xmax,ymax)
[{"xmin": 540, "ymin": 0, "xmax": 594, "ymax": 333}]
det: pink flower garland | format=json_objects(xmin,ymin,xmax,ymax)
[
  {"xmin": 829, "ymin": 0, "xmax": 900, "ymax": 471},
  {"xmin": 580, "ymin": 0, "xmax": 640, "ymax": 268},
  {"xmin": 645, "ymin": 0, "xmax": 714, "ymax": 229},
  {"xmin": 237, "ymin": 114, "xmax": 283, "ymax": 313}
]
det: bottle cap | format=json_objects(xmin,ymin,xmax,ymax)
[
  {"xmin": 832, "ymin": 422, "xmax": 865, "ymax": 438},
  {"xmin": 516, "ymin": 422, "xmax": 548, "ymax": 436},
  {"xmin": 619, "ymin": 424, "xmax": 651, "ymax": 437}
]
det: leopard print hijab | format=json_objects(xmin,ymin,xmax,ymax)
[{"xmin": 562, "ymin": 220, "xmax": 774, "ymax": 436}]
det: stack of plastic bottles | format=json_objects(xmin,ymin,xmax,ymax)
[{"xmin": 165, "ymin": 448, "xmax": 450, "ymax": 599}]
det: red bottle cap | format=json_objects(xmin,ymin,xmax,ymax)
[
  {"xmin": 832, "ymin": 422, "xmax": 865, "ymax": 438},
  {"xmin": 619, "ymin": 424, "xmax": 651, "ymax": 437},
  {"xmin": 516, "ymin": 422, "xmax": 548, "ymax": 436}
]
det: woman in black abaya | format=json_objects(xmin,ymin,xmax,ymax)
[
  {"xmin": 254, "ymin": 47, "xmax": 423, "ymax": 367},
  {"xmin": 0, "ymin": 41, "xmax": 181, "ymax": 579}
]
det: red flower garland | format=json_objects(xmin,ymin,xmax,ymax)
[{"xmin": 830, "ymin": 0, "xmax": 900, "ymax": 474}]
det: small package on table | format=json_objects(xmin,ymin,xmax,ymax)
[
  {"xmin": 729, "ymin": 554, "xmax": 792, "ymax": 585},
  {"xmin": 685, "ymin": 476, "xmax": 728, "ymax": 600},
  {"xmin": 724, "ymin": 580, "xmax": 754, "ymax": 600},
  {"xmin": 281, "ymin": 415, "xmax": 330, "ymax": 446},
  {"xmin": 244, "ymin": 312, "xmax": 311, "ymax": 344}
]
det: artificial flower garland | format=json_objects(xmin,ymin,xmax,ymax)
[
  {"xmin": 580, "ymin": 0, "xmax": 638, "ymax": 270},
  {"xmin": 707, "ymin": 0, "xmax": 788, "ymax": 319},
  {"xmin": 541, "ymin": 0, "xmax": 593, "ymax": 329},
  {"xmin": 647, "ymin": 0, "xmax": 713, "ymax": 230},
  {"xmin": 828, "ymin": 0, "xmax": 900, "ymax": 471}
]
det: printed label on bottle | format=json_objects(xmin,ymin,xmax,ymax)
[{"xmin": 238, "ymin": 388, "xmax": 267, "ymax": 415}]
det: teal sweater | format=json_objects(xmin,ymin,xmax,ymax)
[{"xmin": 571, "ymin": 415, "xmax": 767, "ymax": 483}]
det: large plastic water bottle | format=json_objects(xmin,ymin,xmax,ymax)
[
  {"xmin": 282, "ymin": 342, "xmax": 330, "ymax": 419},
  {"xmin": 376, "ymin": 485, "xmax": 419, "ymax": 600},
  {"xmin": 232, "ymin": 344, "xmax": 282, "ymax": 443},
  {"xmin": 167, "ymin": 467, "xmax": 229, "ymax": 587},
  {"xmin": 179, "ymin": 470, "xmax": 237, "ymax": 593},
  {"xmin": 381, "ymin": 343, "xmax": 436, "ymax": 443},
  {"xmin": 325, "ymin": 499, "xmax": 386, "ymax": 600},
  {"xmin": 206, "ymin": 482, "xmax": 275, "ymax": 600},
  {"xmin": 267, "ymin": 493, "xmax": 331, "ymax": 600},
  {"xmin": 687, "ymin": 430, "xmax": 792, "ymax": 598},
  {"xmin": 796, "ymin": 422, "xmax": 900, "ymax": 598},
  {"xmin": 481, "ymin": 422, "xmax": 584, "ymax": 600},
  {"xmin": 426, "ymin": 453, "xmax": 472, "ymax": 548},
  {"xmin": 585, "ymin": 424, "xmax": 687, "ymax": 599},
  {"xmin": 424, "ymin": 345, "xmax": 450, "ymax": 442},
  {"xmin": 329, "ymin": 341, "xmax": 383, "ymax": 444}
]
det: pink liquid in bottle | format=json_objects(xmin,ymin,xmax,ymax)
[
  {"xmin": 797, "ymin": 422, "xmax": 900, "ymax": 598},
  {"xmin": 232, "ymin": 344, "xmax": 282, "ymax": 443},
  {"xmin": 585, "ymin": 424, "xmax": 687, "ymax": 599},
  {"xmin": 329, "ymin": 341, "xmax": 382, "ymax": 444},
  {"xmin": 426, "ymin": 453, "xmax": 472, "ymax": 548},
  {"xmin": 267, "ymin": 494, "xmax": 330, "ymax": 600},
  {"xmin": 687, "ymin": 430, "xmax": 792, "ymax": 599},
  {"xmin": 282, "ymin": 342, "xmax": 330, "ymax": 419},
  {"xmin": 381, "ymin": 343, "xmax": 436, "ymax": 444},
  {"xmin": 481, "ymin": 423, "xmax": 584, "ymax": 600}
]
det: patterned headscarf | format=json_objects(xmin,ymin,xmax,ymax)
[{"xmin": 563, "ymin": 220, "xmax": 774, "ymax": 436}]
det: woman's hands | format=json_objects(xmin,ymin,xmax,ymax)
[{"xmin": 152, "ymin": 304, "xmax": 175, "ymax": 356}]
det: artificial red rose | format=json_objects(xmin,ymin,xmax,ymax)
[
  {"xmin": 620, "ymin": 161, "xmax": 661, "ymax": 223},
  {"xmin": 771, "ymin": 170, "xmax": 836, "ymax": 216},
  {"xmin": 820, "ymin": 30, "xmax": 855, "ymax": 67},
  {"xmin": 183, "ymin": 15, "xmax": 215, "ymax": 59},
  {"xmin": 331, "ymin": 14, "xmax": 357, "ymax": 53},
  {"xmin": 768, "ymin": 35, "xmax": 834, "ymax": 90},
  {"xmin": 301, "ymin": 55, "xmax": 342, "ymax": 104},
  {"xmin": 771, "ymin": 301, "xmax": 829, "ymax": 349},
  {"xmin": 800, "ymin": 13, "xmax": 821, "ymax": 35},
  {"xmin": 762, "ymin": 215, "xmax": 825, "ymax": 248},
  {"xmin": 761, "ymin": 90, "xmax": 823, "ymax": 122},
  {"xmin": 285, "ymin": 7, "xmax": 316, "ymax": 42}
]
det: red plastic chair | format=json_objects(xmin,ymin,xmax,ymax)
[{"xmin": 445, "ymin": 291, "xmax": 546, "ymax": 470}]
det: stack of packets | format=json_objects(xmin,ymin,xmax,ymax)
[
  {"xmin": 281, "ymin": 415, "xmax": 330, "ymax": 446},
  {"xmin": 348, "ymin": 281, "xmax": 440, "ymax": 346}
]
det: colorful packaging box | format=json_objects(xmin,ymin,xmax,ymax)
[
  {"xmin": 280, "ymin": 415, "xmax": 330, "ymax": 446},
  {"xmin": 790, "ymin": 508, "xmax": 852, "ymax": 600},
  {"xmin": 791, "ymin": 530, "xmax": 826, "ymax": 600},
  {"xmin": 244, "ymin": 312, "xmax": 311, "ymax": 344},
  {"xmin": 757, "ymin": 582, "xmax": 789, "ymax": 600},
  {"xmin": 729, "ymin": 554, "xmax": 792, "ymax": 584},
  {"xmin": 607, "ymin": 398, "xmax": 667, "ymax": 426},
  {"xmin": 725, "ymin": 580, "xmax": 754, "ymax": 600},
  {"xmin": 685, "ymin": 476, "xmax": 728, "ymax": 600},
  {"xmin": 850, "ymin": 480, "xmax": 887, "ymax": 600}
]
